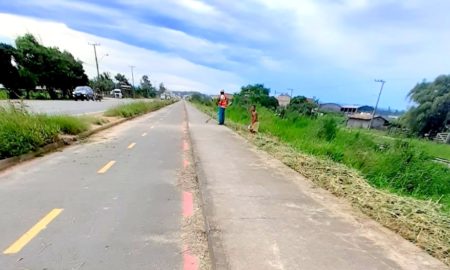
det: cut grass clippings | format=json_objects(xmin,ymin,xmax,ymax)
[
  {"xmin": 194, "ymin": 103, "xmax": 450, "ymax": 266},
  {"xmin": 105, "ymin": 100, "xmax": 174, "ymax": 118}
]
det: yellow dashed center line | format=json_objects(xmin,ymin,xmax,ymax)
[
  {"xmin": 142, "ymin": 132, "xmax": 147, "ymax": 137},
  {"xmin": 97, "ymin": 160, "xmax": 116, "ymax": 174},
  {"xmin": 128, "ymin": 142, "xmax": 136, "ymax": 149},
  {"xmin": 3, "ymin": 208, "xmax": 63, "ymax": 254}
]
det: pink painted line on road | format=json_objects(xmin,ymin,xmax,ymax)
[
  {"xmin": 183, "ymin": 159, "xmax": 190, "ymax": 169},
  {"xmin": 183, "ymin": 140, "xmax": 190, "ymax": 151},
  {"xmin": 183, "ymin": 191, "xmax": 193, "ymax": 218},
  {"xmin": 183, "ymin": 250, "xmax": 199, "ymax": 270}
]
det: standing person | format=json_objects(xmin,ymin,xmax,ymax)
[
  {"xmin": 217, "ymin": 90, "xmax": 228, "ymax": 125},
  {"xmin": 248, "ymin": 105, "xmax": 259, "ymax": 133}
]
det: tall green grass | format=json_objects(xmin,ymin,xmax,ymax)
[
  {"xmin": 0, "ymin": 106, "xmax": 89, "ymax": 159},
  {"xmin": 0, "ymin": 90, "xmax": 7, "ymax": 100},
  {"xmin": 105, "ymin": 100, "xmax": 174, "ymax": 118},
  {"xmin": 221, "ymin": 104, "xmax": 450, "ymax": 210}
]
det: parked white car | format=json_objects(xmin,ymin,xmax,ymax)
[{"xmin": 110, "ymin": 89, "xmax": 123, "ymax": 98}]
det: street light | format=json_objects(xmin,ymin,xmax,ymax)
[{"xmin": 369, "ymin": 79, "xmax": 386, "ymax": 129}]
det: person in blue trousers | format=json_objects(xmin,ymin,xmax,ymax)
[{"xmin": 217, "ymin": 90, "xmax": 229, "ymax": 125}]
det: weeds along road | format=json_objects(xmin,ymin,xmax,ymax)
[
  {"xmin": 0, "ymin": 102, "xmax": 206, "ymax": 269},
  {"xmin": 0, "ymin": 98, "xmax": 137, "ymax": 115}
]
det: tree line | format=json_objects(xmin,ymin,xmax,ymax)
[{"xmin": 0, "ymin": 34, "xmax": 88, "ymax": 99}]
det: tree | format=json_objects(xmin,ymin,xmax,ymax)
[
  {"xmin": 90, "ymin": 72, "xmax": 115, "ymax": 94},
  {"xmin": 137, "ymin": 75, "xmax": 156, "ymax": 98},
  {"xmin": 402, "ymin": 75, "xmax": 450, "ymax": 136},
  {"xmin": 115, "ymin": 73, "xmax": 130, "ymax": 86},
  {"xmin": 158, "ymin": 82, "xmax": 167, "ymax": 94},
  {"xmin": 234, "ymin": 84, "xmax": 279, "ymax": 110},
  {"xmin": 288, "ymin": 96, "xmax": 318, "ymax": 116},
  {"xmin": 0, "ymin": 43, "xmax": 21, "ymax": 98},
  {"xmin": 14, "ymin": 34, "xmax": 87, "ymax": 99}
]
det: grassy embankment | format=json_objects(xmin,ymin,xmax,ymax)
[
  {"xmin": 194, "ymin": 102, "xmax": 450, "ymax": 265},
  {"xmin": 0, "ymin": 100, "xmax": 174, "ymax": 159}
]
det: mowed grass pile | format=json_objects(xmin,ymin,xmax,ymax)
[
  {"xmin": 194, "ymin": 103, "xmax": 450, "ymax": 265},
  {"xmin": 105, "ymin": 100, "xmax": 173, "ymax": 118},
  {"xmin": 0, "ymin": 106, "xmax": 89, "ymax": 159}
]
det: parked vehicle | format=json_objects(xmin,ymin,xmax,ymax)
[
  {"xmin": 73, "ymin": 86, "xmax": 95, "ymax": 101},
  {"xmin": 110, "ymin": 89, "xmax": 123, "ymax": 98}
]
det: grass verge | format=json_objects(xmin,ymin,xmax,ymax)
[
  {"xmin": 105, "ymin": 100, "xmax": 174, "ymax": 118},
  {"xmin": 0, "ymin": 106, "xmax": 89, "ymax": 159},
  {"xmin": 193, "ymin": 102, "xmax": 450, "ymax": 266}
]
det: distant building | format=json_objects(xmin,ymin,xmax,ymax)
[
  {"xmin": 319, "ymin": 103, "xmax": 342, "ymax": 113},
  {"xmin": 277, "ymin": 94, "xmax": 291, "ymax": 107},
  {"xmin": 340, "ymin": 105, "xmax": 374, "ymax": 114},
  {"xmin": 213, "ymin": 93, "xmax": 234, "ymax": 101},
  {"xmin": 347, "ymin": 114, "xmax": 389, "ymax": 130}
]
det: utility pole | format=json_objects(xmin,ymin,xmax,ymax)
[
  {"xmin": 89, "ymin": 43, "xmax": 100, "ymax": 78},
  {"xmin": 129, "ymin": 65, "xmax": 135, "ymax": 98},
  {"xmin": 369, "ymin": 79, "xmax": 386, "ymax": 129},
  {"xmin": 288, "ymin": 88, "xmax": 293, "ymax": 97}
]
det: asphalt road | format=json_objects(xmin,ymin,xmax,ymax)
[
  {"xmin": 0, "ymin": 98, "xmax": 137, "ymax": 115},
  {"xmin": 0, "ymin": 102, "xmax": 186, "ymax": 269}
]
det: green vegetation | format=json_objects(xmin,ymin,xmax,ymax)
[
  {"xmin": 402, "ymin": 75, "xmax": 450, "ymax": 136},
  {"xmin": 0, "ymin": 34, "xmax": 88, "ymax": 99},
  {"xmin": 105, "ymin": 100, "xmax": 174, "ymax": 118},
  {"xmin": 0, "ymin": 106, "xmax": 89, "ymax": 159},
  {"xmin": 0, "ymin": 90, "xmax": 7, "ymax": 100}
]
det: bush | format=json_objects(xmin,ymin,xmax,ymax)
[
  {"xmin": 317, "ymin": 118, "xmax": 338, "ymax": 141},
  {"xmin": 0, "ymin": 90, "xmax": 7, "ymax": 100}
]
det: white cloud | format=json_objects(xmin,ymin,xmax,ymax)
[{"xmin": 0, "ymin": 13, "xmax": 244, "ymax": 93}]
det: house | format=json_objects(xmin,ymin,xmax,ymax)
[
  {"xmin": 340, "ymin": 105, "xmax": 374, "ymax": 114},
  {"xmin": 347, "ymin": 114, "xmax": 389, "ymax": 130},
  {"xmin": 319, "ymin": 103, "xmax": 342, "ymax": 113},
  {"xmin": 276, "ymin": 94, "xmax": 291, "ymax": 107}
]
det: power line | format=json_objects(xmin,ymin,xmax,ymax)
[{"xmin": 88, "ymin": 43, "xmax": 100, "ymax": 78}]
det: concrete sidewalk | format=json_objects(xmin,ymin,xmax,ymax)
[{"xmin": 186, "ymin": 103, "xmax": 447, "ymax": 270}]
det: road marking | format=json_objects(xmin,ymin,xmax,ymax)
[
  {"xmin": 142, "ymin": 132, "xmax": 147, "ymax": 137},
  {"xmin": 127, "ymin": 142, "xmax": 136, "ymax": 149},
  {"xmin": 150, "ymin": 125, "xmax": 155, "ymax": 129},
  {"xmin": 183, "ymin": 159, "xmax": 190, "ymax": 169},
  {"xmin": 183, "ymin": 141, "xmax": 190, "ymax": 151},
  {"xmin": 3, "ymin": 208, "xmax": 63, "ymax": 254},
  {"xmin": 183, "ymin": 248, "xmax": 199, "ymax": 270},
  {"xmin": 97, "ymin": 160, "xmax": 116, "ymax": 174},
  {"xmin": 183, "ymin": 191, "xmax": 194, "ymax": 218}
]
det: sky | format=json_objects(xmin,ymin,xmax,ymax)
[{"xmin": 1, "ymin": 0, "xmax": 450, "ymax": 109}]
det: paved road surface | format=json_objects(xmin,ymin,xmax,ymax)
[
  {"xmin": 0, "ymin": 102, "xmax": 186, "ymax": 269},
  {"xmin": 0, "ymin": 98, "xmax": 136, "ymax": 115}
]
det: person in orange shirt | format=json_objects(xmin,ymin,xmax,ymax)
[{"xmin": 217, "ymin": 90, "xmax": 228, "ymax": 125}]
